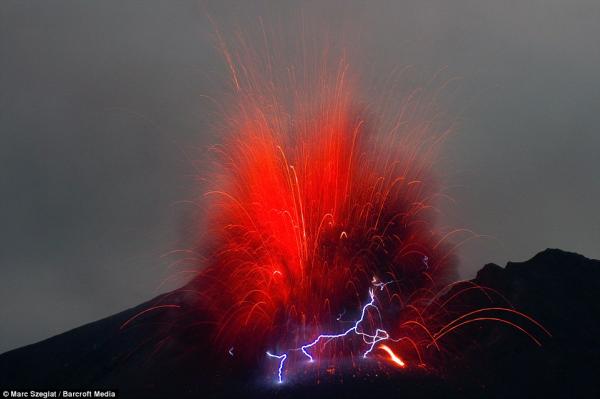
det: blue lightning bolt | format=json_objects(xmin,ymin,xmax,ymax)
[
  {"xmin": 266, "ymin": 351, "xmax": 287, "ymax": 383},
  {"xmin": 266, "ymin": 282, "xmax": 395, "ymax": 383},
  {"xmin": 300, "ymin": 288, "xmax": 387, "ymax": 361},
  {"xmin": 371, "ymin": 276, "xmax": 399, "ymax": 291}
]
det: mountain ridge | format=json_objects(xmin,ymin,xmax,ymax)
[{"xmin": 1, "ymin": 248, "xmax": 598, "ymax": 398}]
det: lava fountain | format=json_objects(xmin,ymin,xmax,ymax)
[
  {"xmin": 193, "ymin": 30, "xmax": 461, "ymax": 381},
  {"xmin": 124, "ymin": 27, "xmax": 549, "ymax": 385}
]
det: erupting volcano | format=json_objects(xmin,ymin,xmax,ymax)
[
  {"xmin": 2, "ymin": 6, "xmax": 598, "ymax": 399},
  {"xmin": 179, "ymin": 34, "xmax": 548, "ymax": 384}
]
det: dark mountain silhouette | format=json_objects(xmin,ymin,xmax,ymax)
[{"xmin": 1, "ymin": 249, "xmax": 599, "ymax": 398}]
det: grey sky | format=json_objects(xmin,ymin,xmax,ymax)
[{"xmin": 1, "ymin": 0, "xmax": 599, "ymax": 354}]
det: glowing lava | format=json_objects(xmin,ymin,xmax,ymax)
[{"xmin": 379, "ymin": 344, "xmax": 406, "ymax": 368}]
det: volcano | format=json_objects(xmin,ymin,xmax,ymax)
[{"xmin": 0, "ymin": 248, "xmax": 598, "ymax": 398}]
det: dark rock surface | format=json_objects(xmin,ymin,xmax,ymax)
[{"xmin": 1, "ymin": 249, "xmax": 599, "ymax": 398}]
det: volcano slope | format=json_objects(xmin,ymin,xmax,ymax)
[{"xmin": 1, "ymin": 248, "xmax": 598, "ymax": 398}]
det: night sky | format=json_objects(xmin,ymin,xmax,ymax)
[{"xmin": 1, "ymin": 0, "xmax": 599, "ymax": 353}]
